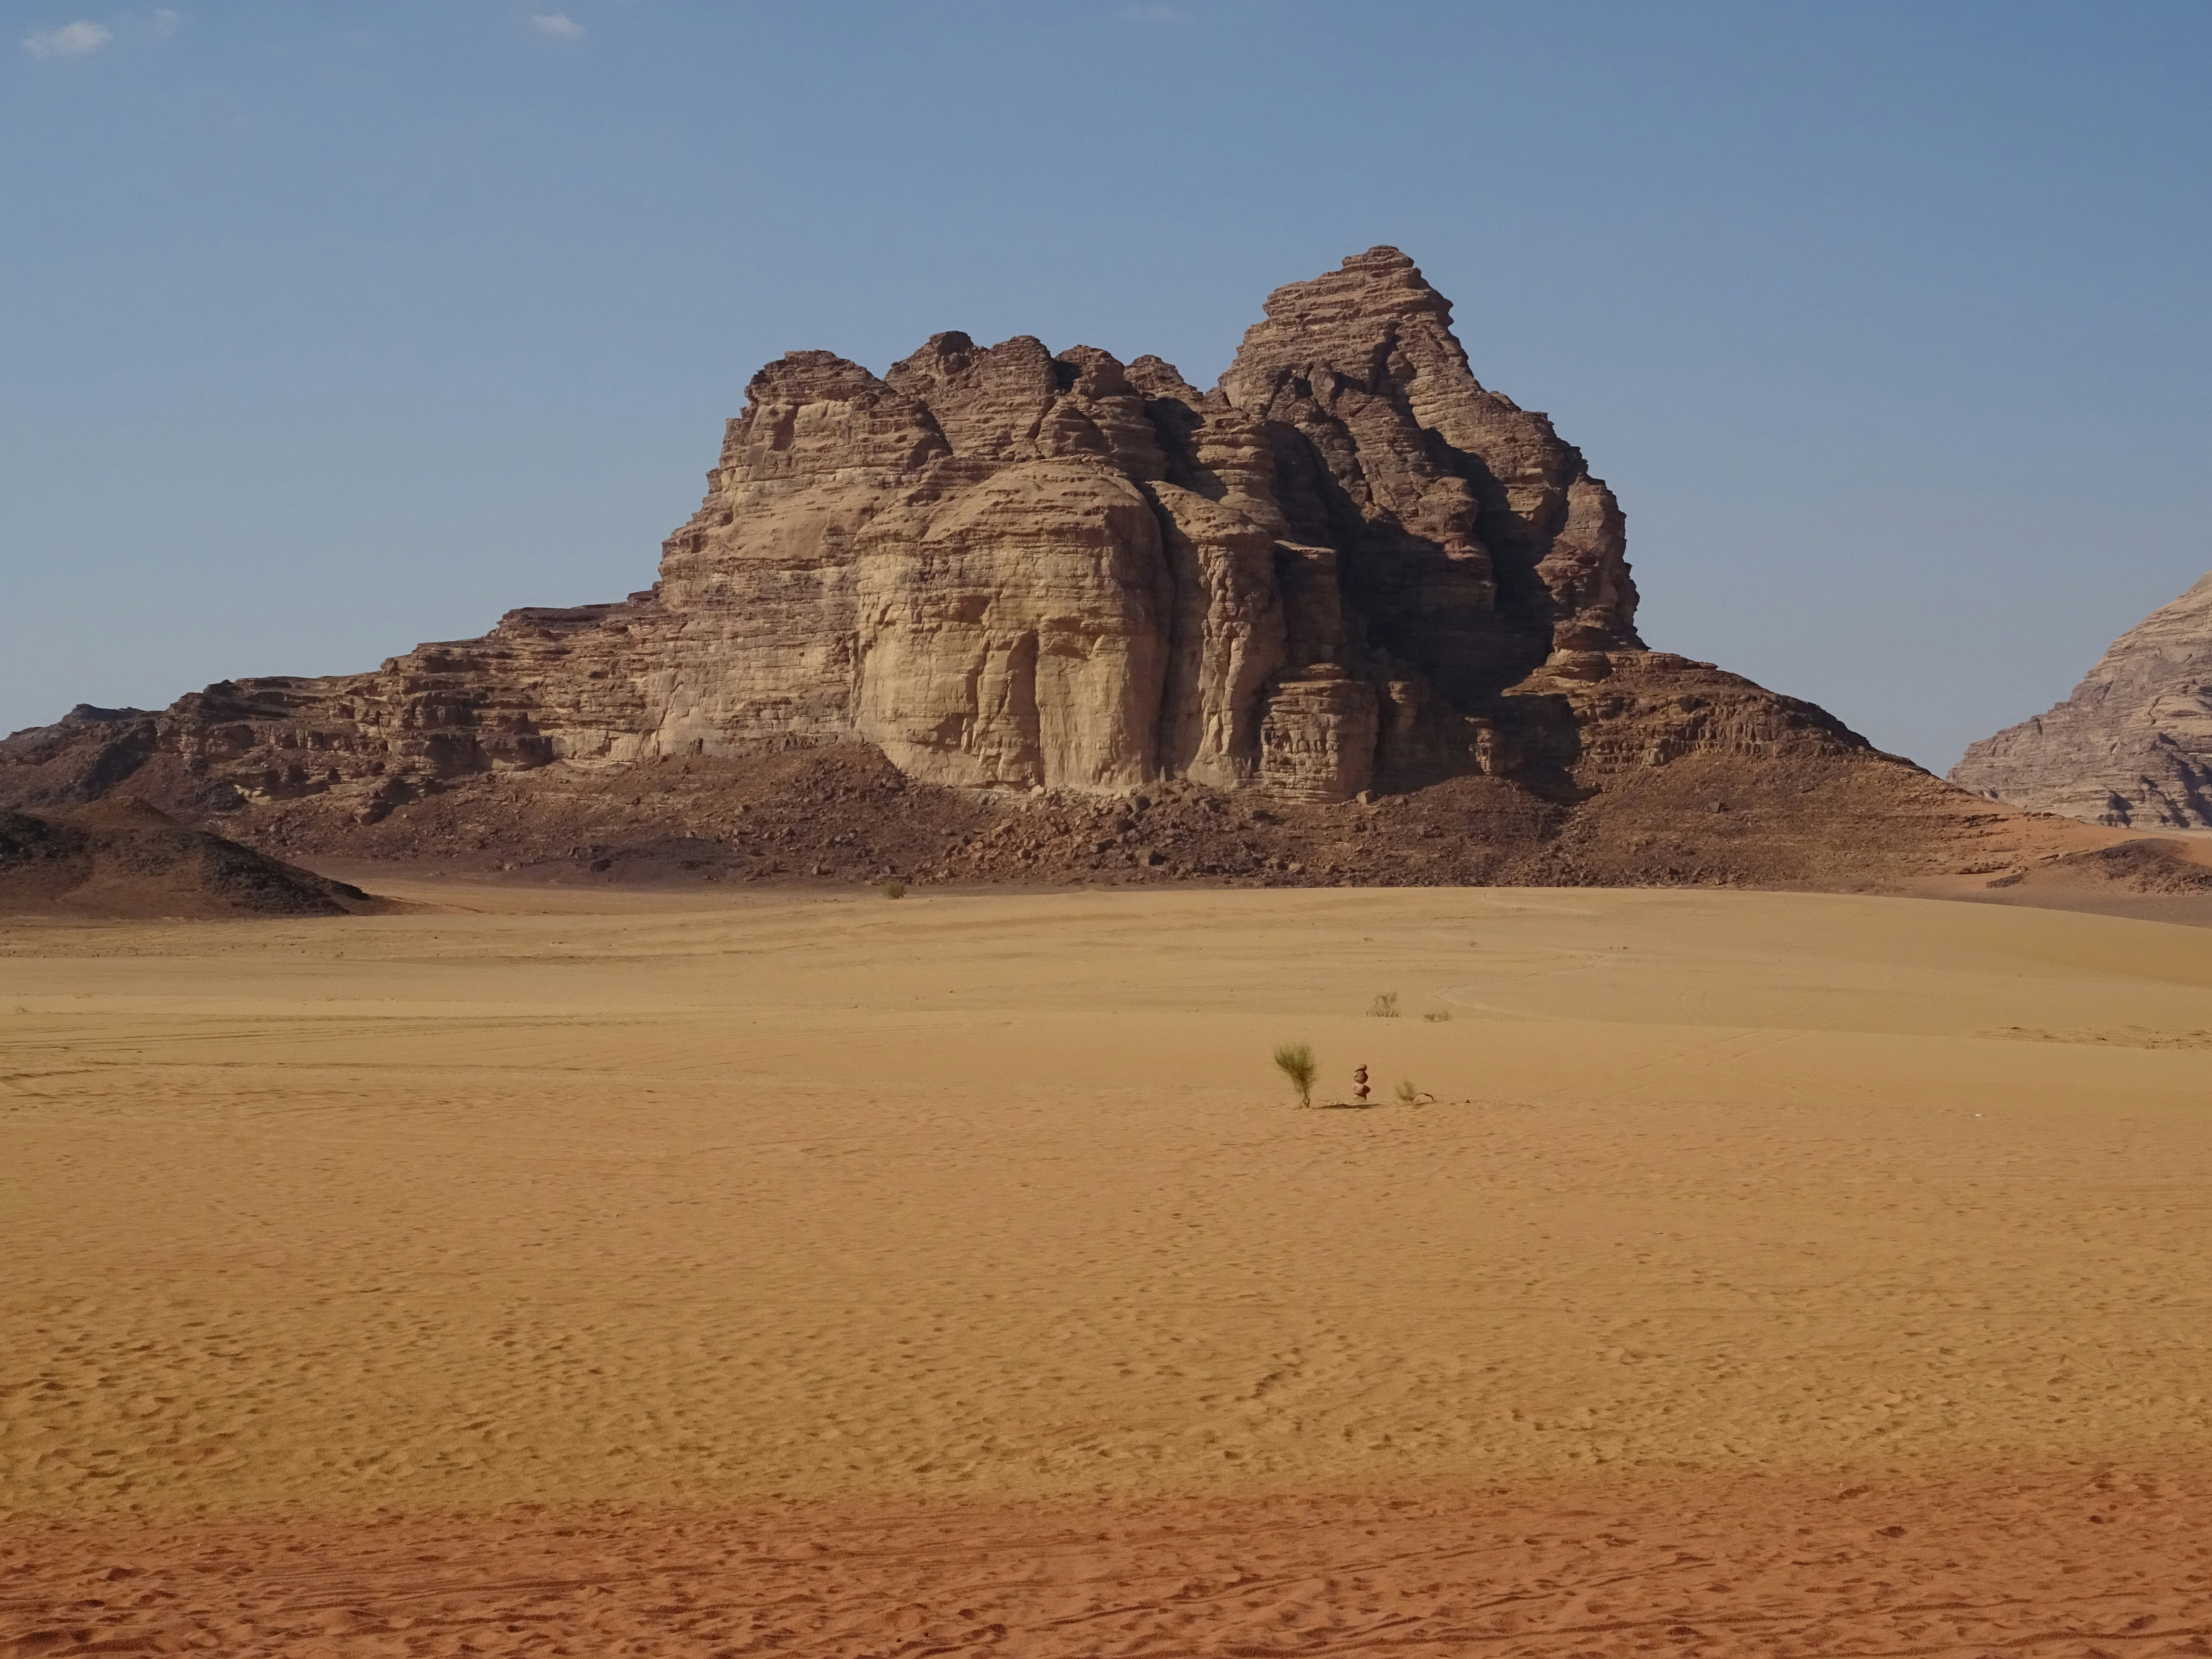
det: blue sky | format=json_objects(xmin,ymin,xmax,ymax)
[{"xmin": 4, "ymin": 0, "xmax": 2207, "ymax": 771}]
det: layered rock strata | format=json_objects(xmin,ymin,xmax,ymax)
[{"xmin": 1952, "ymin": 574, "xmax": 2212, "ymax": 827}]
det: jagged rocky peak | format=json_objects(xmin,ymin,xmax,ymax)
[
  {"xmin": 1220, "ymin": 246, "xmax": 1639, "ymax": 664},
  {"xmin": 1952, "ymin": 573, "xmax": 2212, "ymax": 827},
  {"xmin": 9, "ymin": 247, "xmax": 1858, "ymax": 834}
]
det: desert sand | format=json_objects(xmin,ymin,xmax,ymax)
[{"xmin": 5, "ymin": 883, "xmax": 2212, "ymax": 1653}]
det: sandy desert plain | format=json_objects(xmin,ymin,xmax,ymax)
[{"xmin": 4, "ymin": 877, "xmax": 2212, "ymax": 1656}]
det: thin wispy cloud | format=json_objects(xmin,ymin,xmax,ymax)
[
  {"xmin": 152, "ymin": 9, "xmax": 183, "ymax": 40},
  {"xmin": 530, "ymin": 12, "xmax": 586, "ymax": 40},
  {"xmin": 22, "ymin": 20, "xmax": 114, "ymax": 58}
]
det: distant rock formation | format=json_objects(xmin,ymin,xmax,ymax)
[
  {"xmin": 1952, "ymin": 574, "xmax": 2212, "ymax": 827},
  {"xmin": 0, "ymin": 799, "xmax": 380, "ymax": 918},
  {"xmin": 6, "ymin": 247, "xmax": 2034, "ymax": 892}
]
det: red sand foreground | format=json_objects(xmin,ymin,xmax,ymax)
[{"xmin": 9, "ymin": 1471, "xmax": 2210, "ymax": 1656}]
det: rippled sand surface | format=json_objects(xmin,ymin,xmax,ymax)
[{"xmin": 4, "ymin": 884, "xmax": 2210, "ymax": 1653}]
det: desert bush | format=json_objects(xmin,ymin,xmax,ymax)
[
  {"xmin": 1423, "ymin": 1009, "xmax": 1451, "ymax": 1023},
  {"xmin": 1272, "ymin": 1042, "xmax": 1317, "ymax": 1109},
  {"xmin": 877, "ymin": 877, "xmax": 908, "ymax": 899},
  {"xmin": 1367, "ymin": 991, "xmax": 1400, "ymax": 1019},
  {"xmin": 1394, "ymin": 1078, "xmax": 1422, "ymax": 1106}
]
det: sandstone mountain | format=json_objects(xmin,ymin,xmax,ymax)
[
  {"xmin": 0, "ymin": 248, "xmax": 2082, "ymax": 891},
  {"xmin": 1952, "ymin": 574, "xmax": 2212, "ymax": 828}
]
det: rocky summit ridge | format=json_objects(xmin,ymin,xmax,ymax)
[
  {"xmin": 1952, "ymin": 573, "xmax": 2212, "ymax": 828},
  {"xmin": 2, "ymin": 248, "xmax": 2062, "ymax": 891}
]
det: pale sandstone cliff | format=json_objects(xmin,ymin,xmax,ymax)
[
  {"xmin": 9, "ymin": 247, "xmax": 2045, "ymax": 891},
  {"xmin": 1952, "ymin": 573, "xmax": 2212, "ymax": 827}
]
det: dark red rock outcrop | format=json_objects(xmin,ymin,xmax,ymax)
[{"xmin": 0, "ymin": 798, "xmax": 381, "ymax": 918}]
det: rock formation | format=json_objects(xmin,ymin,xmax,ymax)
[
  {"xmin": 5, "ymin": 246, "xmax": 2048, "ymax": 892},
  {"xmin": 0, "ymin": 799, "xmax": 380, "ymax": 918},
  {"xmin": 1952, "ymin": 574, "xmax": 2212, "ymax": 827},
  {"xmin": 3, "ymin": 248, "xmax": 1650, "ymax": 812}
]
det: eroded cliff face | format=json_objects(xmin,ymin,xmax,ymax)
[
  {"xmin": 6, "ymin": 248, "xmax": 1871, "ymax": 838},
  {"xmin": 634, "ymin": 245, "xmax": 1642, "ymax": 802},
  {"xmin": 1952, "ymin": 574, "xmax": 2212, "ymax": 827}
]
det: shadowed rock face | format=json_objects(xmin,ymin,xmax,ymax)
[
  {"xmin": 1953, "ymin": 574, "xmax": 2212, "ymax": 828},
  {"xmin": 7, "ymin": 248, "xmax": 1870, "ymax": 832}
]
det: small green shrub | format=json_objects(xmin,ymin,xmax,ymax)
[
  {"xmin": 1367, "ymin": 991, "xmax": 1400, "ymax": 1019},
  {"xmin": 877, "ymin": 877, "xmax": 908, "ymax": 899},
  {"xmin": 1272, "ymin": 1042, "xmax": 1317, "ymax": 1109}
]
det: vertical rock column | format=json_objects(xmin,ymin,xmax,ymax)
[
  {"xmin": 1259, "ymin": 672, "xmax": 1380, "ymax": 803},
  {"xmin": 853, "ymin": 459, "xmax": 1175, "ymax": 791}
]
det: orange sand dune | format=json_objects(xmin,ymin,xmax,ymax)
[{"xmin": 3, "ymin": 885, "xmax": 2210, "ymax": 1652}]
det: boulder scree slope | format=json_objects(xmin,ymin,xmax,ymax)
[{"xmin": 0, "ymin": 799, "xmax": 380, "ymax": 918}]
